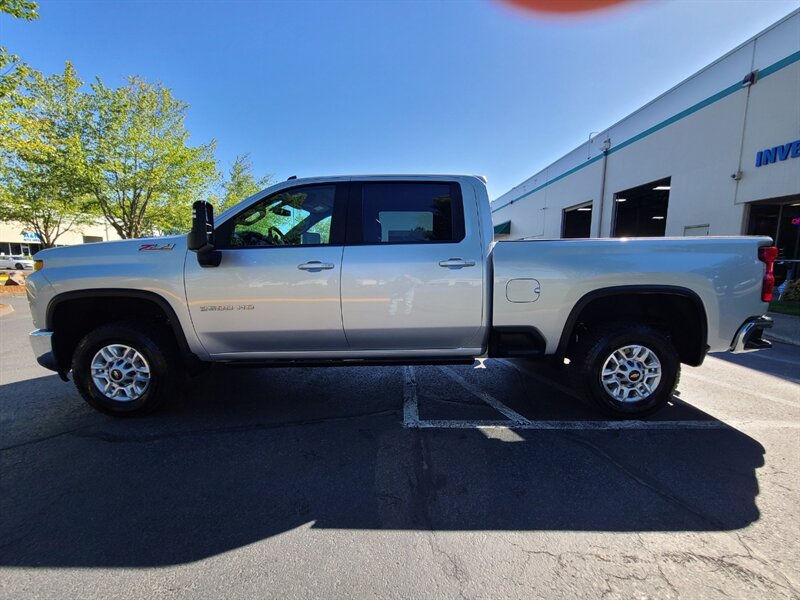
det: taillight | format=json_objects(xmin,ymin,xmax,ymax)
[{"xmin": 758, "ymin": 246, "xmax": 778, "ymax": 302}]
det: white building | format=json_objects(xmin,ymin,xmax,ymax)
[
  {"xmin": 0, "ymin": 220, "xmax": 120, "ymax": 256},
  {"xmin": 491, "ymin": 10, "xmax": 800, "ymax": 281}
]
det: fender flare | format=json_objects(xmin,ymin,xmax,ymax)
[
  {"xmin": 46, "ymin": 288, "xmax": 196, "ymax": 361},
  {"xmin": 555, "ymin": 285, "xmax": 709, "ymax": 363}
]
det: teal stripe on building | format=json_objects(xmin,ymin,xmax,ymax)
[{"xmin": 491, "ymin": 50, "xmax": 800, "ymax": 215}]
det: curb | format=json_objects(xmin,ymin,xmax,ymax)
[
  {"xmin": 0, "ymin": 303, "xmax": 14, "ymax": 318},
  {"xmin": 765, "ymin": 312, "xmax": 800, "ymax": 347}
]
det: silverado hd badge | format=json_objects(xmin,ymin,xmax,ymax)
[{"xmin": 199, "ymin": 304, "xmax": 255, "ymax": 312}]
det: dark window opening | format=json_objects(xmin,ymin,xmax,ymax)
[
  {"xmin": 612, "ymin": 177, "xmax": 670, "ymax": 237},
  {"xmin": 562, "ymin": 203, "xmax": 592, "ymax": 238},
  {"xmin": 747, "ymin": 195, "xmax": 800, "ymax": 284},
  {"xmin": 360, "ymin": 182, "xmax": 464, "ymax": 245}
]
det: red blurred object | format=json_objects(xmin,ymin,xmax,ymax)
[
  {"xmin": 758, "ymin": 246, "xmax": 778, "ymax": 302},
  {"xmin": 498, "ymin": 0, "xmax": 634, "ymax": 13}
]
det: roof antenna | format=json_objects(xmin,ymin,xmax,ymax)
[{"xmin": 287, "ymin": 175, "xmax": 297, "ymax": 180}]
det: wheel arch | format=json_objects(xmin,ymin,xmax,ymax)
[
  {"xmin": 556, "ymin": 285, "xmax": 709, "ymax": 367},
  {"xmin": 46, "ymin": 289, "xmax": 197, "ymax": 375}
]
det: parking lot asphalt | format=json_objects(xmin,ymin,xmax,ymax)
[{"xmin": 1, "ymin": 294, "xmax": 799, "ymax": 599}]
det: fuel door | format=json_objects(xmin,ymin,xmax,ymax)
[{"xmin": 506, "ymin": 278, "xmax": 541, "ymax": 303}]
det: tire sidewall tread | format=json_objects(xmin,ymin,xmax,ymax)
[
  {"xmin": 573, "ymin": 321, "xmax": 680, "ymax": 419},
  {"xmin": 72, "ymin": 320, "xmax": 179, "ymax": 417}
]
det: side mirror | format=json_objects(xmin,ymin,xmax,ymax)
[{"xmin": 188, "ymin": 200, "xmax": 221, "ymax": 267}]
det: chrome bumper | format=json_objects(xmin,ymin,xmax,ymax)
[
  {"xmin": 30, "ymin": 329, "xmax": 59, "ymax": 372},
  {"xmin": 730, "ymin": 316, "xmax": 773, "ymax": 353}
]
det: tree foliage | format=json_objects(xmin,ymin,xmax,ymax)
[
  {"xmin": 217, "ymin": 153, "xmax": 272, "ymax": 212},
  {"xmin": 0, "ymin": 63, "xmax": 95, "ymax": 248},
  {"xmin": 0, "ymin": 1, "xmax": 38, "ymax": 101},
  {"xmin": 78, "ymin": 76, "xmax": 217, "ymax": 237},
  {"xmin": 0, "ymin": 0, "xmax": 38, "ymax": 19},
  {"xmin": 0, "ymin": 2, "xmax": 261, "ymax": 242}
]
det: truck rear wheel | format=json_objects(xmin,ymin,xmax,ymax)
[
  {"xmin": 72, "ymin": 321, "xmax": 180, "ymax": 417},
  {"xmin": 572, "ymin": 321, "xmax": 679, "ymax": 418}
]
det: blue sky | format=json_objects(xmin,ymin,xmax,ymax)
[{"xmin": 2, "ymin": 0, "xmax": 798, "ymax": 199}]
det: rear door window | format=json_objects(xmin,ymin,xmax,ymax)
[{"xmin": 357, "ymin": 182, "xmax": 464, "ymax": 244}]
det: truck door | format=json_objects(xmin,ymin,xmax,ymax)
[
  {"xmin": 184, "ymin": 183, "xmax": 348, "ymax": 357},
  {"xmin": 340, "ymin": 180, "xmax": 485, "ymax": 353}
]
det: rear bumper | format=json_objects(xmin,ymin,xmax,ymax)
[
  {"xmin": 30, "ymin": 329, "xmax": 59, "ymax": 372},
  {"xmin": 730, "ymin": 316, "xmax": 773, "ymax": 353}
]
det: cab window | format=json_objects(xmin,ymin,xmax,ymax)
[{"xmin": 223, "ymin": 185, "xmax": 336, "ymax": 248}]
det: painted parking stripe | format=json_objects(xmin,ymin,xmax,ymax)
[
  {"xmin": 405, "ymin": 362, "xmax": 800, "ymax": 432},
  {"xmin": 414, "ymin": 419, "xmax": 800, "ymax": 430},
  {"xmin": 403, "ymin": 366, "xmax": 420, "ymax": 428},
  {"xmin": 437, "ymin": 365, "xmax": 530, "ymax": 425}
]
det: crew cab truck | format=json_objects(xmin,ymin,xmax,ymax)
[{"xmin": 26, "ymin": 175, "xmax": 776, "ymax": 418}]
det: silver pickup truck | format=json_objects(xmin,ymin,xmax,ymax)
[{"xmin": 26, "ymin": 175, "xmax": 776, "ymax": 418}]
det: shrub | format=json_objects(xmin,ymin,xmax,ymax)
[{"xmin": 781, "ymin": 279, "xmax": 800, "ymax": 302}]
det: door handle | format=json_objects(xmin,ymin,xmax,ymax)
[
  {"xmin": 438, "ymin": 258, "xmax": 476, "ymax": 269},
  {"xmin": 297, "ymin": 261, "xmax": 335, "ymax": 272}
]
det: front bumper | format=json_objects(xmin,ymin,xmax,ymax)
[
  {"xmin": 730, "ymin": 316, "xmax": 773, "ymax": 353},
  {"xmin": 30, "ymin": 329, "xmax": 59, "ymax": 372}
]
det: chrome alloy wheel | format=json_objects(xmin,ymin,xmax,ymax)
[
  {"xmin": 600, "ymin": 344, "xmax": 662, "ymax": 403},
  {"xmin": 90, "ymin": 344, "xmax": 151, "ymax": 401}
]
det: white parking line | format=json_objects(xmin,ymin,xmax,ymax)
[
  {"xmin": 437, "ymin": 365, "xmax": 530, "ymax": 425},
  {"xmin": 417, "ymin": 419, "xmax": 727, "ymax": 430},
  {"xmin": 414, "ymin": 419, "xmax": 800, "ymax": 431},
  {"xmin": 403, "ymin": 366, "xmax": 420, "ymax": 428},
  {"xmin": 403, "ymin": 362, "xmax": 800, "ymax": 432}
]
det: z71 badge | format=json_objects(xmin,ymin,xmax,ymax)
[{"xmin": 139, "ymin": 243, "xmax": 176, "ymax": 251}]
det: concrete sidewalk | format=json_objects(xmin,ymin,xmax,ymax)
[{"xmin": 766, "ymin": 311, "xmax": 800, "ymax": 346}]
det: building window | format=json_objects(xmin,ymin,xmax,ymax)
[
  {"xmin": 562, "ymin": 202, "xmax": 592, "ymax": 238},
  {"xmin": 746, "ymin": 195, "xmax": 800, "ymax": 284},
  {"xmin": 612, "ymin": 177, "xmax": 670, "ymax": 237},
  {"xmin": 82, "ymin": 236, "xmax": 103, "ymax": 243}
]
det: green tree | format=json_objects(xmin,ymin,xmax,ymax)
[
  {"xmin": 218, "ymin": 153, "xmax": 272, "ymax": 212},
  {"xmin": 78, "ymin": 76, "xmax": 217, "ymax": 238},
  {"xmin": 0, "ymin": 1, "xmax": 38, "ymax": 118},
  {"xmin": 0, "ymin": 0, "xmax": 38, "ymax": 19},
  {"xmin": 0, "ymin": 63, "xmax": 94, "ymax": 248}
]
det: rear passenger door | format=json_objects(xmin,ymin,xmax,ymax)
[{"xmin": 340, "ymin": 180, "xmax": 484, "ymax": 353}]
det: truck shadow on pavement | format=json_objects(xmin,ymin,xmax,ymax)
[
  {"xmin": 0, "ymin": 366, "xmax": 765, "ymax": 568},
  {"xmin": 709, "ymin": 343, "xmax": 800, "ymax": 384}
]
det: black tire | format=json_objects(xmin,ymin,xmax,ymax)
[
  {"xmin": 14, "ymin": 263, "xmax": 23, "ymax": 270},
  {"xmin": 571, "ymin": 321, "xmax": 680, "ymax": 419},
  {"xmin": 72, "ymin": 320, "xmax": 181, "ymax": 417}
]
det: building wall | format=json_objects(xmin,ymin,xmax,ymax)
[
  {"xmin": 0, "ymin": 219, "xmax": 121, "ymax": 256},
  {"xmin": 492, "ymin": 10, "xmax": 800, "ymax": 240}
]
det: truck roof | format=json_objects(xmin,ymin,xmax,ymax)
[{"xmin": 281, "ymin": 174, "xmax": 487, "ymax": 184}]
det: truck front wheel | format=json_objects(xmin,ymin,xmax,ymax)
[
  {"xmin": 572, "ymin": 321, "xmax": 679, "ymax": 418},
  {"xmin": 72, "ymin": 321, "xmax": 180, "ymax": 417}
]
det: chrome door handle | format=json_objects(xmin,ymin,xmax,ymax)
[
  {"xmin": 297, "ymin": 261, "xmax": 335, "ymax": 271},
  {"xmin": 438, "ymin": 258, "xmax": 476, "ymax": 269}
]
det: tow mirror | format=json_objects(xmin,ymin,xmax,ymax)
[{"xmin": 188, "ymin": 200, "xmax": 221, "ymax": 267}]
